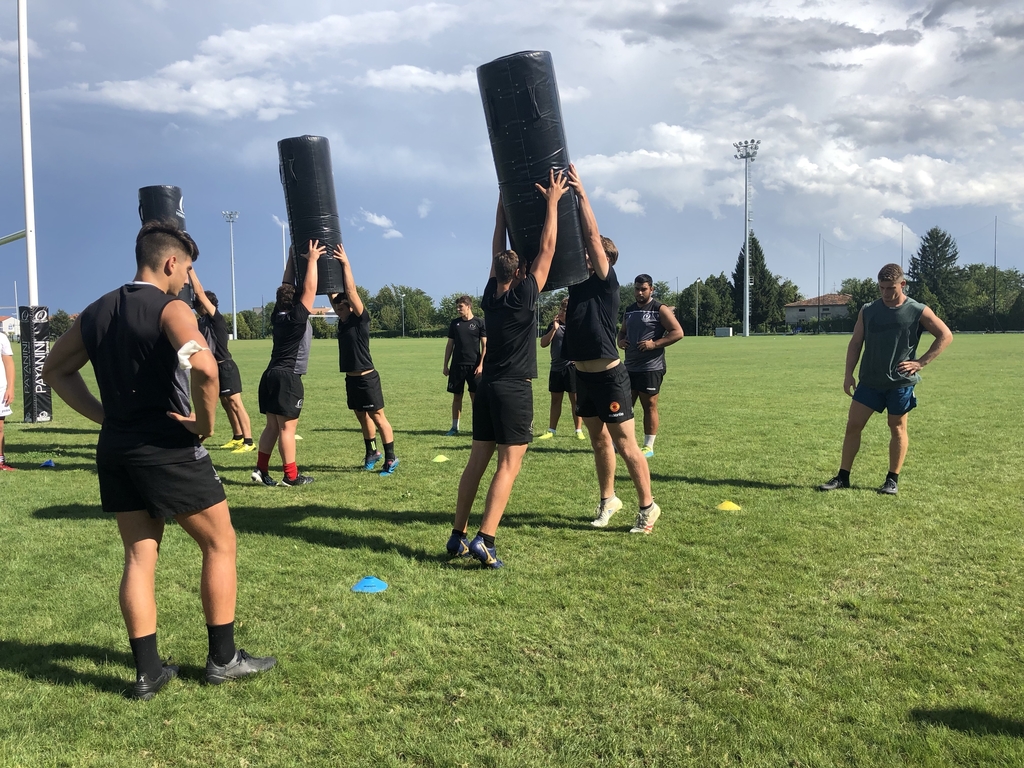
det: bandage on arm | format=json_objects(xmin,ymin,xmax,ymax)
[{"xmin": 177, "ymin": 340, "xmax": 211, "ymax": 370}]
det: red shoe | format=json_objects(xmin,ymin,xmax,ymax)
[{"xmin": 0, "ymin": 461, "xmax": 16, "ymax": 471}]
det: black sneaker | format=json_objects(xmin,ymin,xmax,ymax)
[
  {"xmin": 205, "ymin": 649, "xmax": 277, "ymax": 685},
  {"xmin": 877, "ymin": 477, "xmax": 898, "ymax": 495},
  {"xmin": 818, "ymin": 475, "xmax": 850, "ymax": 491},
  {"xmin": 281, "ymin": 473, "xmax": 314, "ymax": 486},
  {"xmin": 251, "ymin": 469, "xmax": 278, "ymax": 487},
  {"xmin": 131, "ymin": 661, "xmax": 179, "ymax": 701}
]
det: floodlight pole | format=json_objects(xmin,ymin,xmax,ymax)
[
  {"xmin": 733, "ymin": 139, "xmax": 760, "ymax": 337},
  {"xmin": 277, "ymin": 217, "xmax": 288, "ymax": 271},
  {"xmin": 18, "ymin": 0, "xmax": 39, "ymax": 306},
  {"xmin": 222, "ymin": 211, "xmax": 239, "ymax": 339},
  {"xmin": 399, "ymin": 293, "xmax": 405, "ymax": 337},
  {"xmin": 695, "ymin": 278, "xmax": 701, "ymax": 337}
]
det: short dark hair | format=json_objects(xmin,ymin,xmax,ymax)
[
  {"xmin": 600, "ymin": 236, "xmax": 618, "ymax": 266},
  {"xmin": 634, "ymin": 274, "xmax": 653, "ymax": 287},
  {"xmin": 135, "ymin": 220, "xmax": 198, "ymax": 271},
  {"xmin": 494, "ymin": 250, "xmax": 520, "ymax": 283},
  {"xmin": 456, "ymin": 295, "xmax": 472, "ymax": 307},
  {"xmin": 276, "ymin": 283, "xmax": 296, "ymax": 310},
  {"xmin": 877, "ymin": 263, "xmax": 905, "ymax": 283},
  {"xmin": 204, "ymin": 291, "xmax": 219, "ymax": 309}
]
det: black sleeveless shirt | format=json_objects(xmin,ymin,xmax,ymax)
[
  {"xmin": 563, "ymin": 267, "xmax": 621, "ymax": 362},
  {"xmin": 80, "ymin": 283, "xmax": 199, "ymax": 463}
]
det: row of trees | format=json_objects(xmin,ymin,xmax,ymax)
[{"xmin": 45, "ymin": 226, "xmax": 1021, "ymax": 340}]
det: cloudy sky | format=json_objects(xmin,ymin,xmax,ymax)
[{"xmin": 1, "ymin": 0, "xmax": 1022, "ymax": 314}]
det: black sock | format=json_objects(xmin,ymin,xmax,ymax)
[
  {"xmin": 243, "ymin": 437, "xmax": 253, "ymax": 446},
  {"xmin": 640, "ymin": 502, "xmax": 654, "ymax": 512},
  {"xmin": 233, "ymin": 434, "xmax": 243, "ymax": 441},
  {"xmin": 384, "ymin": 441, "xmax": 396, "ymax": 462},
  {"xmin": 479, "ymin": 532, "xmax": 495, "ymax": 549},
  {"xmin": 838, "ymin": 469, "xmax": 851, "ymax": 483},
  {"xmin": 207, "ymin": 621, "xmax": 236, "ymax": 666},
  {"xmin": 886, "ymin": 471, "xmax": 899, "ymax": 483},
  {"xmin": 451, "ymin": 528, "xmax": 466, "ymax": 540},
  {"xmin": 129, "ymin": 633, "xmax": 163, "ymax": 680},
  {"xmin": 364, "ymin": 438, "xmax": 377, "ymax": 455}
]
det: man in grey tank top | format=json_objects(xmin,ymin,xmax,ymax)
[{"xmin": 818, "ymin": 263, "xmax": 951, "ymax": 495}]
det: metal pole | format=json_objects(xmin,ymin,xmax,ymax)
[
  {"xmin": 0, "ymin": 230, "xmax": 27, "ymax": 247},
  {"xmin": 281, "ymin": 220, "xmax": 287, "ymax": 271},
  {"xmin": 18, "ymin": 0, "xmax": 39, "ymax": 306},
  {"xmin": 993, "ymin": 216, "xmax": 998, "ymax": 332},
  {"xmin": 817, "ymin": 234, "xmax": 821, "ymax": 332},
  {"xmin": 743, "ymin": 156, "xmax": 750, "ymax": 337},
  {"xmin": 900, "ymin": 224, "xmax": 904, "ymax": 271},
  {"xmin": 695, "ymin": 279, "xmax": 700, "ymax": 337},
  {"xmin": 222, "ymin": 211, "xmax": 239, "ymax": 339},
  {"xmin": 400, "ymin": 294, "xmax": 405, "ymax": 337}
]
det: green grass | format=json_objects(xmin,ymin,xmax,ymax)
[{"xmin": 1, "ymin": 334, "xmax": 1023, "ymax": 767}]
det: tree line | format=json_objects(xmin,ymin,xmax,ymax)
[{"xmin": 43, "ymin": 224, "xmax": 1023, "ymax": 341}]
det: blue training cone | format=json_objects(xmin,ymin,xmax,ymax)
[{"xmin": 351, "ymin": 576, "xmax": 388, "ymax": 593}]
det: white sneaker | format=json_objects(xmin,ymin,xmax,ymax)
[
  {"xmin": 591, "ymin": 496, "xmax": 623, "ymax": 527},
  {"xmin": 629, "ymin": 502, "xmax": 661, "ymax": 534}
]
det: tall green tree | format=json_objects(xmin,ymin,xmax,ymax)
[
  {"xmin": 48, "ymin": 309, "xmax": 73, "ymax": 340},
  {"xmin": 907, "ymin": 227, "xmax": 964, "ymax": 322},
  {"xmin": 840, "ymin": 277, "xmax": 879, "ymax": 316},
  {"xmin": 730, "ymin": 231, "xmax": 781, "ymax": 330},
  {"xmin": 437, "ymin": 292, "xmax": 484, "ymax": 325}
]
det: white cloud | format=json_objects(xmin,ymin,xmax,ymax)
[
  {"xmin": 418, "ymin": 199, "xmax": 432, "ymax": 218},
  {"xmin": 54, "ymin": 19, "xmax": 78, "ymax": 35},
  {"xmin": 361, "ymin": 208, "xmax": 403, "ymax": 239},
  {"xmin": 0, "ymin": 37, "xmax": 41, "ymax": 57},
  {"xmin": 359, "ymin": 65, "xmax": 476, "ymax": 93},
  {"xmin": 559, "ymin": 85, "xmax": 591, "ymax": 103},
  {"xmin": 594, "ymin": 186, "xmax": 645, "ymax": 215},
  {"xmin": 67, "ymin": 42, "xmax": 86, "ymax": 53},
  {"xmin": 71, "ymin": 4, "xmax": 463, "ymax": 120}
]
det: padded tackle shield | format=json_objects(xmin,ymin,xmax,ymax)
[
  {"xmin": 477, "ymin": 51, "xmax": 589, "ymax": 291},
  {"xmin": 138, "ymin": 185, "xmax": 194, "ymax": 306},
  {"xmin": 277, "ymin": 135, "xmax": 345, "ymax": 295},
  {"xmin": 19, "ymin": 305, "xmax": 52, "ymax": 423}
]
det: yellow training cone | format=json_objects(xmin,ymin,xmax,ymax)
[
  {"xmin": 717, "ymin": 500, "xmax": 742, "ymax": 511},
  {"xmin": 432, "ymin": 455, "xmax": 450, "ymax": 463}
]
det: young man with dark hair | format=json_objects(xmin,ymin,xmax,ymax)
[
  {"xmin": 42, "ymin": 220, "xmax": 275, "ymax": 701},
  {"xmin": 189, "ymin": 271, "xmax": 254, "ymax": 452},
  {"xmin": 618, "ymin": 274, "xmax": 684, "ymax": 458},
  {"xmin": 563, "ymin": 165, "xmax": 660, "ymax": 534},
  {"xmin": 0, "ymin": 329, "xmax": 14, "ymax": 470},
  {"xmin": 252, "ymin": 241, "xmax": 322, "ymax": 487},
  {"xmin": 328, "ymin": 244, "xmax": 399, "ymax": 476},
  {"xmin": 447, "ymin": 169, "xmax": 568, "ymax": 568},
  {"xmin": 442, "ymin": 295, "xmax": 486, "ymax": 436},
  {"xmin": 818, "ymin": 262, "xmax": 952, "ymax": 495},
  {"xmin": 538, "ymin": 297, "xmax": 584, "ymax": 441}
]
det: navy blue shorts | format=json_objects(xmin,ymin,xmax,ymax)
[{"xmin": 853, "ymin": 383, "xmax": 916, "ymax": 415}]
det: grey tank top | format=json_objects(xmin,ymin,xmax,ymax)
[{"xmin": 858, "ymin": 297, "xmax": 925, "ymax": 389}]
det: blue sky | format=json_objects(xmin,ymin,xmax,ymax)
[{"xmin": 1, "ymin": 0, "xmax": 1022, "ymax": 315}]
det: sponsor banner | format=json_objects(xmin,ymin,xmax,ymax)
[{"xmin": 19, "ymin": 306, "xmax": 52, "ymax": 423}]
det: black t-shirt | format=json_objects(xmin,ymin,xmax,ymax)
[
  {"xmin": 79, "ymin": 283, "xmax": 199, "ymax": 464},
  {"xmin": 448, "ymin": 316, "xmax": 486, "ymax": 367},
  {"xmin": 338, "ymin": 308, "xmax": 374, "ymax": 373},
  {"xmin": 267, "ymin": 302, "xmax": 312, "ymax": 374},
  {"xmin": 622, "ymin": 300, "xmax": 668, "ymax": 372},
  {"xmin": 545, "ymin": 322, "xmax": 570, "ymax": 373},
  {"xmin": 198, "ymin": 310, "xmax": 232, "ymax": 363},
  {"xmin": 481, "ymin": 275, "xmax": 538, "ymax": 381},
  {"xmin": 563, "ymin": 267, "xmax": 621, "ymax": 362}
]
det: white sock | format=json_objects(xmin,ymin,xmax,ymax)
[
  {"xmin": 452, "ymin": 419, "xmax": 460, "ymax": 430},
  {"xmin": 644, "ymin": 435, "xmax": 656, "ymax": 448}
]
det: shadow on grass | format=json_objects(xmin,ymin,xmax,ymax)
[
  {"xmin": 10, "ymin": 442, "xmax": 96, "ymax": 457},
  {"xmin": 649, "ymin": 473, "xmax": 804, "ymax": 490},
  {"xmin": 14, "ymin": 426, "xmax": 97, "ymax": 435},
  {"xmin": 910, "ymin": 707, "xmax": 1024, "ymax": 737},
  {"xmin": 0, "ymin": 639, "xmax": 202, "ymax": 697}
]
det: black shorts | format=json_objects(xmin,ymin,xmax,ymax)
[
  {"xmin": 98, "ymin": 450, "xmax": 226, "ymax": 519},
  {"xmin": 575, "ymin": 365, "xmax": 634, "ymax": 423},
  {"xmin": 346, "ymin": 370, "xmax": 386, "ymax": 412},
  {"xmin": 447, "ymin": 364, "xmax": 479, "ymax": 395},
  {"xmin": 548, "ymin": 366, "xmax": 576, "ymax": 394},
  {"xmin": 472, "ymin": 379, "xmax": 533, "ymax": 445},
  {"xmin": 259, "ymin": 368, "xmax": 304, "ymax": 419},
  {"xmin": 218, "ymin": 359, "xmax": 243, "ymax": 397},
  {"xmin": 628, "ymin": 369, "xmax": 664, "ymax": 396}
]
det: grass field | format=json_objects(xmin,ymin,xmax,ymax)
[{"xmin": 1, "ymin": 334, "xmax": 1022, "ymax": 767}]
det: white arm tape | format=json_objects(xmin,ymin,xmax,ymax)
[{"xmin": 177, "ymin": 340, "xmax": 210, "ymax": 371}]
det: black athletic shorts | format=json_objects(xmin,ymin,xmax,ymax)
[
  {"xmin": 98, "ymin": 450, "xmax": 226, "ymax": 519},
  {"xmin": 628, "ymin": 369, "xmax": 664, "ymax": 396},
  {"xmin": 575, "ymin": 364, "xmax": 634, "ymax": 423},
  {"xmin": 346, "ymin": 370, "xmax": 386, "ymax": 412},
  {"xmin": 447, "ymin": 364, "xmax": 479, "ymax": 396},
  {"xmin": 472, "ymin": 378, "xmax": 533, "ymax": 445},
  {"xmin": 548, "ymin": 366, "xmax": 576, "ymax": 394},
  {"xmin": 218, "ymin": 359, "xmax": 243, "ymax": 397},
  {"xmin": 258, "ymin": 368, "xmax": 304, "ymax": 419}
]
